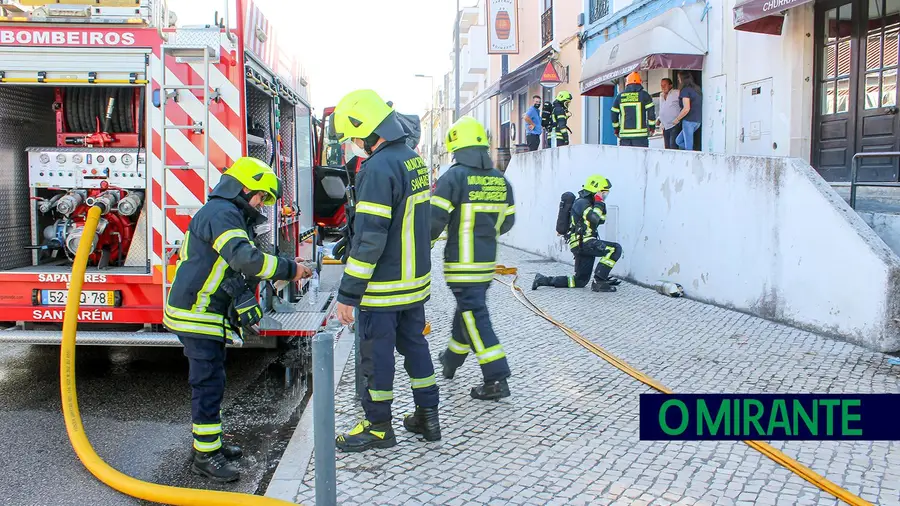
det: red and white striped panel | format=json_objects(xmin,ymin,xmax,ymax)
[
  {"xmin": 148, "ymin": 35, "xmax": 246, "ymax": 266},
  {"xmin": 241, "ymin": 0, "xmax": 303, "ymax": 91}
]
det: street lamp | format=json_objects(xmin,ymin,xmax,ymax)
[{"xmin": 415, "ymin": 74, "xmax": 435, "ymax": 187}]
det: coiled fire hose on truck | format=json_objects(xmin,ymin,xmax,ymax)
[
  {"xmin": 492, "ymin": 265, "xmax": 872, "ymax": 506},
  {"xmin": 61, "ymin": 206, "xmax": 299, "ymax": 506}
]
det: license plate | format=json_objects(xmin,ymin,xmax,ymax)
[{"xmin": 40, "ymin": 290, "xmax": 115, "ymax": 306}]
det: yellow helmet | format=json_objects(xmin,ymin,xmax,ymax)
[
  {"xmin": 224, "ymin": 157, "xmax": 282, "ymax": 206},
  {"xmin": 333, "ymin": 89, "xmax": 394, "ymax": 143},
  {"xmin": 583, "ymin": 174, "xmax": 611, "ymax": 193},
  {"xmin": 556, "ymin": 91, "xmax": 573, "ymax": 103},
  {"xmin": 446, "ymin": 116, "xmax": 490, "ymax": 152}
]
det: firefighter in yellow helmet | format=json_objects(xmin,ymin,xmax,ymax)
[
  {"xmin": 550, "ymin": 90, "xmax": 573, "ymax": 146},
  {"xmin": 331, "ymin": 89, "xmax": 441, "ymax": 452},
  {"xmin": 611, "ymin": 72, "xmax": 656, "ymax": 147},
  {"xmin": 165, "ymin": 156, "xmax": 312, "ymax": 482},
  {"xmin": 431, "ymin": 116, "xmax": 516, "ymax": 400},
  {"xmin": 532, "ymin": 174, "xmax": 623, "ymax": 292}
]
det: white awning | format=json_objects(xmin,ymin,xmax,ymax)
[{"xmin": 580, "ymin": 3, "xmax": 709, "ymax": 95}]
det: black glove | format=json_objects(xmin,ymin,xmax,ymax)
[
  {"xmin": 232, "ymin": 289, "xmax": 263, "ymax": 328},
  {"xmin": 332, "ymin": 225, "xmax": 351, "ymax": 264}
]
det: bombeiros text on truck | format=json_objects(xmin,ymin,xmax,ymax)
[{"xmin": 0, "ymin": 0, "xmax": 335, "ymax": 348}]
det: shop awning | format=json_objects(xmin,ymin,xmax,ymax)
[
  {"xmin": 580, "ymin": 3, "xmax": 708, "ymax": 96},
  {"xmin": 733, "ymin": 0, "xmax": 814, "ymax": 35},
  {"xmin": 459, "ymin": 46, "xmax": 554, "ymax": 116}
]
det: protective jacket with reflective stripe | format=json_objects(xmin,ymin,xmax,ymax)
[
  {"xmin": 611, "ymin": 83, "xmax": 656, "ymax": 138},
  {"xmin": 566, "ymin": 191, "xmax": 606, "ymax": 249},
  {"xmin": 430, "ymin": 147, "xmax": 515, "ymax": 286},
  {"xmin": 164, "ymin": 175, "xmax": 298, "ymax": 341},
  {"xmin": 337, "ymin": 119, "xmax": 433, "ymax": 311}
]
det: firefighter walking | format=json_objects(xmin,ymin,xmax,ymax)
[
  {"xmin": 611, "ymin": 72, "xmax": 656, "ymax": 147},
  {"xmin": 164, "ymin": 157, "xmax": 312, "ymax": 482},
  {"xmin": 550, "ymin": 91, "xmax": 573, "ymax": 147},
  {"xmin": 331, "ymin": 89, "xmax": 441, "ymax": 452},
  {"xmin": 532, "ymin": 175, "xmax": 623, "ymax": 293},
  {"xmin": 430, "ymin": 116, "xmax": 516, "ymax": 400}
]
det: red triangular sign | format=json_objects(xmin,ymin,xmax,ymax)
[{"xmin": 541, "ymin": 62, "xmax": 561, "ymax": 83}]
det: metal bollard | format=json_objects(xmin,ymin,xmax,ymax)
[{"xmin": 312, "ymin": 331, "xmax": 336, "ymax": 506}]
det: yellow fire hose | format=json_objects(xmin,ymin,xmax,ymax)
[
  {"xmin": 61, "ymin": 206, "xmax": 298, "ymax": 506},
  {"xmin": 492, "ymin": 265, "xmax": 872, "ymax": 506}
]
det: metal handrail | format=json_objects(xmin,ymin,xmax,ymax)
[
  {"xmin": 155, "ymin": 0, "xmax": 170, "ymax": 42},
  {"xmin": 224, "ymin": 0, "xmax": 237, "ymax": 44},
  {"xmin": 849, "ymin": 151, "xmax": 900, "ymax": 208}
]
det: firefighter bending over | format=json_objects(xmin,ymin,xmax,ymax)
[
  {"xmin": 331, "ymin": 89, "xmax": 441, "ymax": 452},
  {"xmin": 532, "ymin": 175, "xmax": 623, "ymax": 293},
  {"xmin": 430, "ymin": 116, "xmax": 516, "ymax": 401},
  {"xmin": 551, "ymin": 91, "xmax": 573, "ymax": 147},
  {"xmin": 164, "ymin": 157, "xmax": 312, "ymax": 482},
  {"xmin": 611, "ymin": 72, "xmax": 656, "ymax": 147}
]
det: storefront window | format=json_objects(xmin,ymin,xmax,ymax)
[{"xmin": 820, "ymin": 5, "xmax": 854, "ymax": 115}]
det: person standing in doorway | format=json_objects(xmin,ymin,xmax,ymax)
[
  {"xmin": 673, "ymin": 71, "xmax": 702, "ymax": 151},
  {"xmin": 656, "ymin": 78, "xmax": 681, "ymax": 150},
  {"xmin": 610, "ymin": 72, "xmax": 656, "ymax": 147},
  {"xmin": 523, "ymin": 95, "xmax": 543, "ymax": 151}
]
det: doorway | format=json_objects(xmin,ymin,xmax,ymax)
[{"xmin": 813, "ymin": 0, "xmax": 900, "ymax": 182}]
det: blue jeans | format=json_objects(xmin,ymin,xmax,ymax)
[{"xmin": 676, "ymin": 120, "xmax": 700, "ymax": 150}]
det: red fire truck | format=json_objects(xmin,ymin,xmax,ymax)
[{"xmin": 0, "ymin": 0, "xmax": 334, "ymax": 348}]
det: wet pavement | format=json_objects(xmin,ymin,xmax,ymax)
[{"xmin": 0, "ymin": 341, "xmax": 311, "ymax": 505}]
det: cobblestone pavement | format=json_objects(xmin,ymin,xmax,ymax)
[{"xmin": 293, "ymin": 244, "xmax": 900, "ymax": 506}]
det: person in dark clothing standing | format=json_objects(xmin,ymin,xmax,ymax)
[
  {"xmin": 430, "ymin": 116, "xmax": 516, "ymax": 401},
  {"xmin": 673, "ymin": 71, "xmax": 702, "ymax": 151},
  {"xmin": 550, "ymin": 91, "xmax": 573, "ymax": 147},
  {"xmin": 532, "ymin": 175, "xmax": 623, "ymax": 293},
  {"xmin": 610, "ymin": 72, "xmax": 656, "ymax": 147},
  {"xmin": 331, "ymin": 89, "xmax": 441, "ymax": 452},
  {"xmin": 523, "ymin": 95, "xmax": 543, "ymax": 151},
  {"xmin": 164, "ymin": 157, "xmax": 312, "ymax": 482}
]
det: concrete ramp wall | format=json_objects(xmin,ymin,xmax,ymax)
[{"xmin": 501, "ymin": 145, "xmax": 900, "ymax": 352}]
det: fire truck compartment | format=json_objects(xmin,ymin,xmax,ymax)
[{"xmin": 0, "ymin": 83, "xmax": 150, "ymax": 275}]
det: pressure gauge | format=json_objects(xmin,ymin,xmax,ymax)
[
  {"xmin": 56, "ymin": 154, "xmax": 66, "ymax": 164},
  {"xmin": 109, "ymin": 155, "xmax": 117, "ymax": 164},
  {"xmin": 122, "ymin": 154, "xmax": 134, "ymax": 166},
  {"xmin": 73, "ymin": 154, "xmax": 84, "ymax": 164},
  {"xmin": 40, "ymin": 154, "xmax": 50, "ymax": 164}
]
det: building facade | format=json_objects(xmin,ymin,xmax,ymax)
[{"xmin": 577, "ymin": 0, "xmax": 899, "ymax": 182}]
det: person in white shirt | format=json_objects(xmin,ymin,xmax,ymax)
[{"xmin": 656, "ymin": 78, "xmax": 681, "ymax": 150}]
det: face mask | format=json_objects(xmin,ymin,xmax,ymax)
[{"xmin": 346, "ymin": 140, "xmax": 370, "ymax": 160}]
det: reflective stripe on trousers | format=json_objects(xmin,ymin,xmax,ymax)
[{"xmin": 442, "ymin": 284, "xmax": 511, "ymax": 382}]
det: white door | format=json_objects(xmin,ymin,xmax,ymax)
[{"xmin": 739, "ymin": 78, "xmax": 774, "ymax": 156}]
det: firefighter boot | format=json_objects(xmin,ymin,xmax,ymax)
[
  {"xmin": 403, "ymin": 405, "xmax": 442, "ymax": 441},
  {"xmin": 438, "ymin": 350, "xmax": 456, "ymax": 379},
  {"xmin": 592, "ymin": 280, "xmax": 617, "ymax": 292},
  {"xmin": 471, "ymin": 378, "xmax": 511, "ymax": 401},
  {"xmin": 336, "ymin": 420, "xmax": 397, "ymax": 453},
  {"xmin": 532, "ymin": 273, "xmax": 551, "ymax": 290},
  {"xmin": 191, "ymin": 449, "xmax": 240, "ymax": 483},
  {"xmin": 221, "ymin": 441, "xmax": 243, "ymax": 460}
]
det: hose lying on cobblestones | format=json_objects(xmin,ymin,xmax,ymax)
[
  {"xmin": 61, "ymin": 206, "xmax": 299, "ymax": 506},
  {"xmin": 492, "ymin": 265, "xmax": 873, "ymax": 506}
]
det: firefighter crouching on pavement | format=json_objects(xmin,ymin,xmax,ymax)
[
  {"xmin": 164, "ymin": 157, "xmax": 313, "ymax": 482},
  {"xmin": 331, "ymin": 89, "xmax": 441, "ymax": 452},
  {"xmin": 533, "ymin": 175, "xmax": 623, "ymax": 293},
  {"xmin": 430, "ymin": 116, "xmax": 516, "ymax": 400},
  {"xmin": 551, "ymin": 91, "xmax": 573, "ymax": 147},
  {"xmin": 611, "ymin": 72, "xmax": 656, "ymax": 148}
]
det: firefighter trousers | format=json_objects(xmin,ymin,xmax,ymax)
[
  {"xmin": 548, "ymin": 239, "xmax": 623, "ymax": 288},
  {"xmin": 178, "ymin": 335, "xmax": 227, "ymax": 453},
  {"xmin": 443, "ymin": 284, "xmax": 511, "ymax": 382},
  {"xmin": 359, "ymin": 305, "xmax": 439, "ymax": 423},
  {"xmin": 619, "ymin": 137, "xmax": 649, "ymax": 147}
]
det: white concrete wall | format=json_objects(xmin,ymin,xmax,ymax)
[{"xmin": 502, "ymin": 145, "xmax": 900, "ymax": 352}]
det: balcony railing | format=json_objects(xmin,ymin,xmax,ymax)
[
  {"xmin": 589, "ymin": 0, "xmax": 610, "ymax": 24},
  {"xmin": 541, "ymin": 7, "xmax": 553, "ymax": 47}
]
